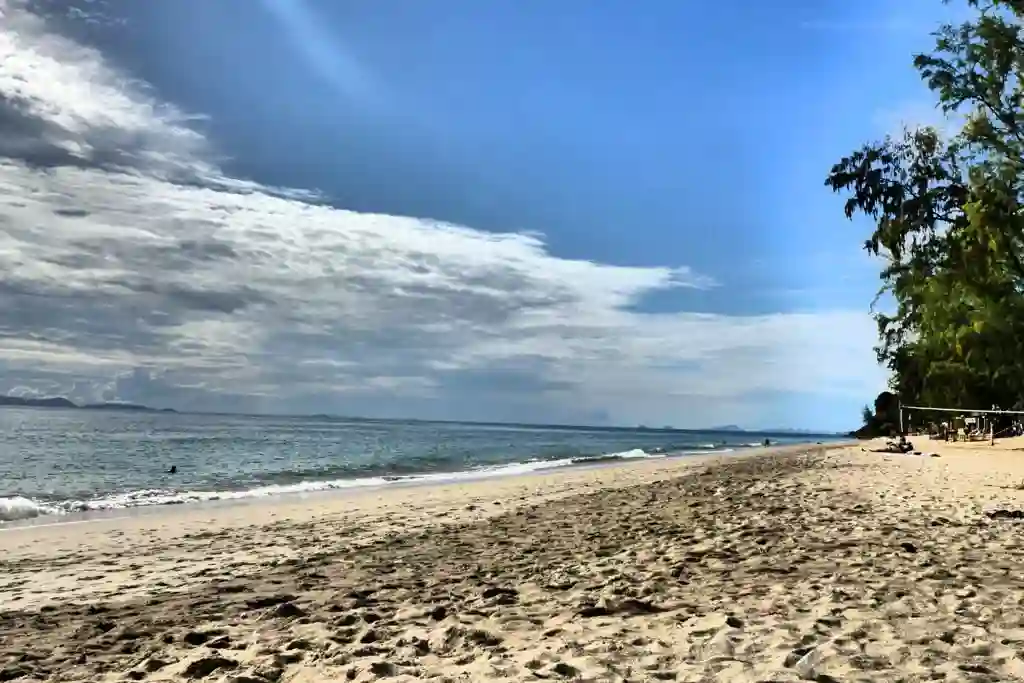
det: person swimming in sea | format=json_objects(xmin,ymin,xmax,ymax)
[{"xmin": 167, "ymin": 465, "xmax": 177, "ymax": 474}]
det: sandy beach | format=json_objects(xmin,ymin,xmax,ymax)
[{"xmin": 7, "ymin": 441, "xmax": 1024, "ymax": 682}]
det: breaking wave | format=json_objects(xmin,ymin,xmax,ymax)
[{"xmin": 1, "ymin": 446, "xmax": 730, "ymax": 523}]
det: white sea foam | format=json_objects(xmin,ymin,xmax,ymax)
[
  {"xmin": 0, "ymin": 447, "xmax": 718, "ymax": 523},
  {"xmin": 0, "ymin": 496, "xmax": 57, "ymax": 522}
]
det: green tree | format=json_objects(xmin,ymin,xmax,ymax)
[
  {"xmin": 828, "ymin": 0, "xmax": 1024, "ymax": 426},
  {"xmin": 851, "ymin": 391, "xmax": 902, "ymax": 438}
]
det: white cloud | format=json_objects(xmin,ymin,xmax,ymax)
[
  {"xmin": 0, "ymin": 0, "xmax": 213, "ymax": 179},
  {"xmin": 0, "ymin": 0, "xmax": 886, "ymax": 427}
]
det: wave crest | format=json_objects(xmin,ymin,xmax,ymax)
[{"xmin": 0, "ymin": 446, "xmax": 731, "ymax": 523}]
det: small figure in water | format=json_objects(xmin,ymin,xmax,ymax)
[
  {"xmin": 763, "ymin": 438, "xmax": 771, "ymax": 447},
  {"xmin": 167, "ymin": 465, "xmax": 177, "ymax": 474}
]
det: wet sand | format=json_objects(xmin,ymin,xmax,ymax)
[{"xmin": 6, "ymin": 441, "xmax": 1024, "ymax": 682}]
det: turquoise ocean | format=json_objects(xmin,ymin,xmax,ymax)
[{"xmin": 0, "ymin": 408, "xmax": 837, "ymax": 523}]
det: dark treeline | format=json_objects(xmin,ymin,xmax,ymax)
[{"xmin": 829, "ymin": 1, "xmax": 1024, "ymax": 437}]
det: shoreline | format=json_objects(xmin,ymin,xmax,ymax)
[
  {"xmin": 0, "ymin": 441, "xmax": 838, "ymax": 530},
  {"xmin": 24, "ymin": 440, "xmax": 1024, "ymax": 681},
  {"xmin": 0, "ymin": 444, "xmax": 834, "ymax": 599}
]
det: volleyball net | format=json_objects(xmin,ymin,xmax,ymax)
[{"xmin": 900, "ymin": 404, "xmax": 1024, "ymax": 440}]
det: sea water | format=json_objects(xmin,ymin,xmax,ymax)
[{"xmin": 0, "ymin": 408, "xmax": 836, "ymax": 523}]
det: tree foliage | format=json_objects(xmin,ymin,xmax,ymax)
[
  {"xmin": 828, "ymin": 1, "xmax": 1024, "ymax": 429},
  {"xmin": 853, "ymin": 391, "xmax": 902, "ymax": 438}
]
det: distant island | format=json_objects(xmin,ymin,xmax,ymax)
[
  {"xmin": 762, "ymin": 428, "xmax": 822, "ymax": 435},
  {"xmin": 0, "ymin": 395, "xmax": 838, "ymax": 433},
  {"xmin": 0, "ymin": 395, "xmax": 175, "ymax": 413},
  {"xmin": 705, "ymin": 425, "xmax": 836, "ymax": 435}
]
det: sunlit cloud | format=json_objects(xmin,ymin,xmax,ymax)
[{"xmin": 0, "ymin": 0, "xmax": 886, "ymax": 427}]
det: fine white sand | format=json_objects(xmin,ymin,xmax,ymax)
[{"xmin": 6, "ymin": 440, "xmax": 1024, "ymax": 682}]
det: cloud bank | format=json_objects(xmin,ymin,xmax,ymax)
[{"xmin": 0, "ymin": 0, "xmax": 884, "ymax": 427}]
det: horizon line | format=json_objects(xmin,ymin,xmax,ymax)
[{"xmin": 0, "ymin": 396, "xmax": 842, "ymax": 436}]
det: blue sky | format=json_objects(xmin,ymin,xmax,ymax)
[{"xmin": 0, "ymin": 0, "xmax": 966, "ymax": 430}]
